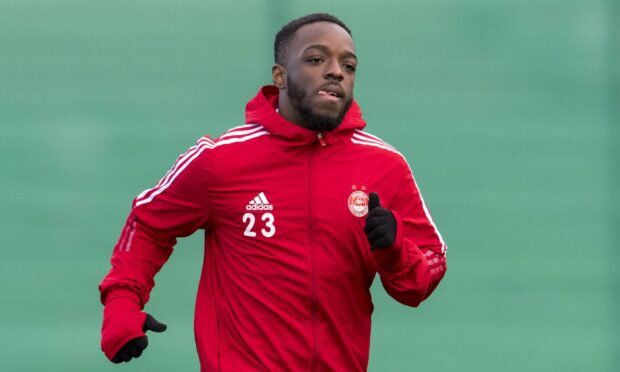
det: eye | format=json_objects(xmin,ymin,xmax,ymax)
[
  {"xmin": 343, "ymin": 63, "xmax": 357, "ymax": 73},
  {"xmin": 306, "ymin": 57, "xmax": 324, "ymax": 64}
]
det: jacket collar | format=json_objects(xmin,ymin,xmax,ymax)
[{"xmin": 244, "ymin": 85, "xmax": 366, "ymax": 146}]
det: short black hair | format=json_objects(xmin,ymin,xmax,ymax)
[{"xmin": 274, "ymin": 13, "xmax": 352, "ymax": 64}]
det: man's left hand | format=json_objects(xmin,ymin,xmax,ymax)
[{"xmin": 364, "ymin": 192, "xmax": 396, "ymax": 250}]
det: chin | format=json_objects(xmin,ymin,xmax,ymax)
[
  {"xmin": 313, "ymin": 107, "xmax": 342, "ymax": 120},
  {"xmin": 300, "ymin": 109, "xmax": 344, "ymax": 132},
  {"xmin": 290, "ymin": 92, "xmax": 352, "ymax": 132}
]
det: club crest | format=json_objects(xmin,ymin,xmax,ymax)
[{"xmin": 348, "ymin": 190, "xmax": 369, "ymax": 217}]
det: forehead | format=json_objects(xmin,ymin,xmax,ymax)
[{"xmin": 288, "ymin": 22, "xmax": 355, "ymax": 57}]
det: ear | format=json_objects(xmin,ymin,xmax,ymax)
[{"xmin": 272, "ymin": 64, "xmax": 286, "ymax": 89}]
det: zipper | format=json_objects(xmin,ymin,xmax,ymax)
[
  {"xmin": 317, "ymin": 132, "xmax": 327, "ymax": 147},
  {"xmin": 308, "ymin": 138, "xmax": 320, "ymax": 371}
]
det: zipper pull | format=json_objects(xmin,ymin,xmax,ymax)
[{"xmin": 317, "ymin": 132, "xmax": 327, "ymax": 147}]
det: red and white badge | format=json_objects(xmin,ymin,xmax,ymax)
[{"xmin": 348, "ymin": 190, "xmax": 369, "ymax": 217}]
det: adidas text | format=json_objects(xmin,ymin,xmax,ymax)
[{"xmin": 246, "ymin": 204, "xmax": 274, "ymax": 211}]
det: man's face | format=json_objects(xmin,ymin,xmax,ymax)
[{"xmin": 277, "ymin": 22, "xmax": 357, "ymax": 131}]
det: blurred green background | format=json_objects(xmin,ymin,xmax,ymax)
[{"xmin": 1, "ymin": 0, "xmax": 617, "ymax": 371}]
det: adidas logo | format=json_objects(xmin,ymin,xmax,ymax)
[{"xmin": 246, "ymin": 192, "xmax": 274, "ymax": 211}]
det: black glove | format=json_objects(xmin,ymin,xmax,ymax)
[
  {"xmin": 364, "ymin": 192, "xmax": 397, "ymax": 250},
  {"xmin": 111, "ymin": 314, "xmax": 167, "ymax": 363}
]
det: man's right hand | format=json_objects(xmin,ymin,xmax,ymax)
[
  {"xmin": 111, "ymin": 314, "xmax": 167, "ymax": 363},
  {"xmin": 101, "ymin": 290, "xmax": 167, "ymax": 363}
]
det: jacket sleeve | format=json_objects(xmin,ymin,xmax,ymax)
[
  {"xmin": 371, "ymin": 156, "xmax": 447, "ymax": 307},
  {"xmin": 99, "ymin": 136, "xmax": 214, "ymax": 307}
]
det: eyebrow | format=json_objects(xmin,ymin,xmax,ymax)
[{"xmin": 303, "ymin": 44, "xmax": 358, "ymax": 61}]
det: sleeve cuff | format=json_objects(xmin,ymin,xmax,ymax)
[{"xmin": 101, "ymin": 289, "xmax": 147, "ymax": 360}]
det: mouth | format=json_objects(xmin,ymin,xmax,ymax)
[{"xmin": 317, "ymin": 84, "xmax": 345, "ymax": 102}]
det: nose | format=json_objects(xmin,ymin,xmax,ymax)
[{"xmin": 324, "ymin": 59, "xmax": 344, "ymax": 82}]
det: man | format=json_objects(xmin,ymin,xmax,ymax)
[{"xmin": 100, "ymin": 13, "xmax": 447, "ymax": 371}]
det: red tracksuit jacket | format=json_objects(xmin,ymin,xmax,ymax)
[{"xmin": 100, "ymin": 86, "xmax": 447, "ymax": 371}]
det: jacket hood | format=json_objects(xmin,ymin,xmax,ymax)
[{"xmin": 245, "ymin": 85, "xmax": 366, "ymax": 145}]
